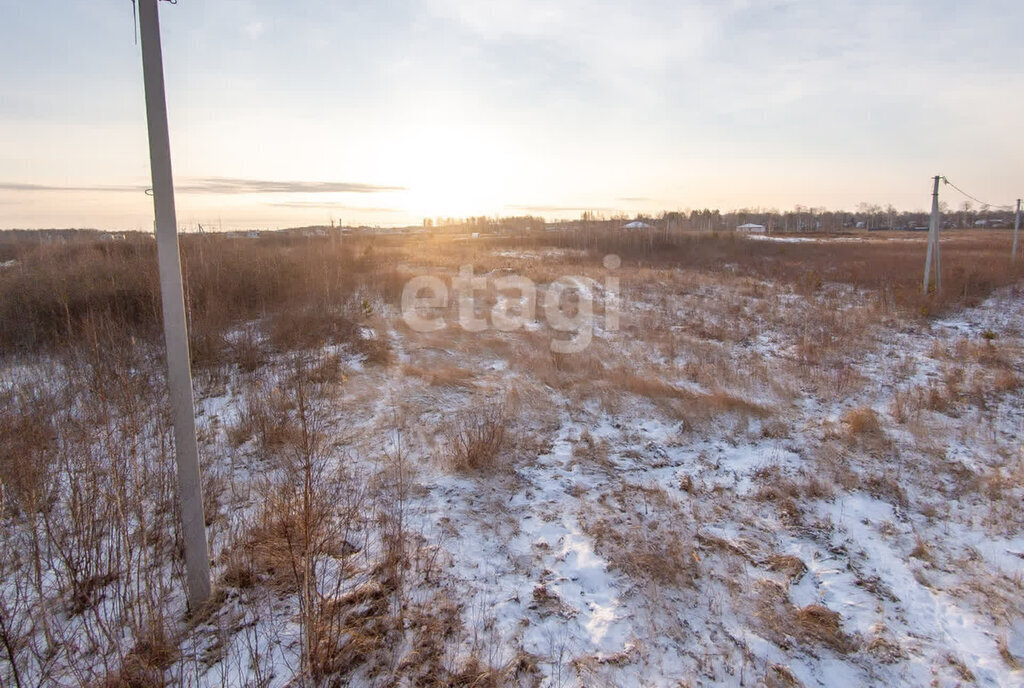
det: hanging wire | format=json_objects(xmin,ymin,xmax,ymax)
[{"xmin": 940, "ymin": 177, "xmax": 1015, "ymax": 211}]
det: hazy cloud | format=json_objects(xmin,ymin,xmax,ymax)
[
  {"xmin": 267, "ymin": 201, "xmax": 400, "ymax": 212},
  {"xmin": 0, "ymin": 178, "xmax": 406, "ymax": 195},
  {"xmin": 0, "ymin": 182, "xmax": 144, "ymax": 193},
  {"xmin": 177, "ymin": 178, "xmax": 407, "ymax": 194}
]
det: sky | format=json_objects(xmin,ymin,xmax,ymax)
[{"xmin": 1, "ymin": 0, "xmax": 1023, "ymax": 230}]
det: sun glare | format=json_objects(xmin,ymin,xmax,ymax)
[{"xmin": 381, "ymin": 118, "xmax": 525, "ymax": 220}]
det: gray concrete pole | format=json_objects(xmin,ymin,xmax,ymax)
[
  {"xmin": 1013, "ymin": 199, "xmax": 1021, "ymax": 262},
  {"xmin": 138, "ymin": 0, "xmax": 211, "ymax": 608},
  {"xmin": 924, "ymin": 176, "xmax": 941, "ymax": 296}
]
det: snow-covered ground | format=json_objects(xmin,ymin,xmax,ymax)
[{"xmin": 3, "ymin": 256, "xmax": 1023, "ymax": 687}]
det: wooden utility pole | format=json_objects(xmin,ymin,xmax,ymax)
[
  {"xmin": 138, "ymin": 0, "xmax": 212, "ymax": 608},
  {"xmin": 923, "ymin": 175, "xmax": 942, "ymax": 296}
]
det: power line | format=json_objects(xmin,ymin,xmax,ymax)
[{"xmin": 940, "ymin": 177, "xmax": 1015, "ymax": 211}]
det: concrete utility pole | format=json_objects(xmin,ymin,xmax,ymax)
[
  {"xmin": 1014, "ymin": 199, "xmax": 1021, "ymax": 262},
  {"xmin": 138, "ymin": 0, "xmax": 212, "ymax": 608},
  {"xmin": 923, "ymin": 175, "xmax": 942, "ymax": 296}
]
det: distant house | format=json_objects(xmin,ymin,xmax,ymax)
[
  {"xmin": 736, "ymin": 223, "xmax": 766, "ymax": 233},
  {"xmin": 623, "ymin": 220, "xmax": 652, "ymax": 230}
]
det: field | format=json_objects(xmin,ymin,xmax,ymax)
[{"xmin": 1, "ymin": 227, "xmax": 1023, "ymax": 687}]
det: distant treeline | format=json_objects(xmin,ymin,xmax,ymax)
[
  {"xmin": 429, "ymin": 204, "xmax": 1019, "ymax": 233},
  {"xmin": 3, "ymin": 201, "xmax": 1018, "ymax": 242}
]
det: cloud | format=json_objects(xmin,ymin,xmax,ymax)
[
  {"xmin": 177, "ymin": 178, "xmax": 406, "ymax": 194},
  {"xmin": 425, "ymin": 0, "xmax": 717, "ymax": 98},
  {"xmin": 267, "ymin": 201, "xmax": 400, "ymax": 212},
  {"xmin": 0, "ymin": 182, "xmax": 144, "ymax": 193},
  {"xmin": 0, "ymin": 178, "xmax": 406, "ymax": 195}
]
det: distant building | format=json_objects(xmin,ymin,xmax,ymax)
[
  {"xmin": 736, "ymin": 223, "xmax": 766, "ymax": 233},
  {"xmin": 623, "ymin": 220, "xmax": 652, "ymax": 229}
]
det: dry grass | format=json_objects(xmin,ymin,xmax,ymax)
[
  {"xmin": 229, "ymin": 487, "xmax": 344, "ymax": 592},
  {"xmin": 753, "ymin": 465, "xmax": 835, "ymax": 523},
  {"xmin": 766, "ymin": 555, "xmax": 808, "ymax": 583},
  {"xmin": 0, "ymin": 232, "xmax": 408, "ymax": 365},
  {"xmin": 0, "ymin": 227, "xmax": 1021, "ymax": 685},
  {"xmin": 585, "ymin": 483, "xmax": 700, "ymax": 588},
  {"xmin": 403, "ymin": 363, "xmax": 477, "ymax": 388},
  {"xmin": 496, "ymin": 228, "xmax": 1023, "ymax": 316},
  {"xmin": 756, "ymin": 581, "xmax": 857, "ymax": 654},
  {"xmin": 793, "ymin": 605, "xmax": 853, "ymax": 652},
  {"xmin": 226, "ymin": 380, "xmax": 299, "ymax": 451},
  {"xmin": 998, "ymin": 635, "xmax": 1021, "ymax": 670},
  {"xmin": 842, "ymin": 406, "xmax": 881, "ymax": 438},
  {"xmin": 99, "ymin": 621, "xmax": 178, "ymax": 688},
  {"xmin": 762, "ymin": 664, "xmax": 803, "ymax": 687},
  {"xmin": 0, "ymin": 384, "xmax": 57, "ymax": 513}
]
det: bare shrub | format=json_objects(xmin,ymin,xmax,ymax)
[
  {"xmin": 863, "ymin": 473, "xmax": 908, "ymax": 507},
  {"xmin": 226, "ymin": 380, "xmax": 298, "ymax": 450},
  {"xmin": 446, "ymin": 404, "xmax": 509, "ymax": 472},
  {"xmin": 306, "ymin": 581, "xmax": 396, "ymax": 681},
  {"xmin": 102, "ymin": 620, "xmax": 178, "ymax": 688},
  {"xmin": 268, "ymin": 307, "xmax": 358, "ymax": 353},
  {"xmin": 353, "ymin": 333, "xmax": 393, "ymax": 367},
  {"xmin": 227, "ymin": 328, "xmax": 267, "ymax": 373},
  {"xmin": 0, "ymin": 383, "xmax": 57, "ymax": 514}
]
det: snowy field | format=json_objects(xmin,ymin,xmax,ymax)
[{"xmin": 2, "ymin": 236, "xmax": 1023, "ymax": 687}]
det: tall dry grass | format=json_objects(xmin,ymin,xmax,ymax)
[
  {"xmin": 0, "ymin": 232, "xmax": 409, "ymax": 366},
  {"xmin": 489, "ymin": 228, "xmax": 1023, "ymax": 316}
]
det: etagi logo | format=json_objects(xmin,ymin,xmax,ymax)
[{"xmin": 401, "ymin": 255, "xmax": 621, "ymax": 354}]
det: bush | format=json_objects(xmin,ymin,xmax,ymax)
[{"xmin": 445, "ymin": 404, "xmax": 508, "ymax": 472}]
